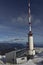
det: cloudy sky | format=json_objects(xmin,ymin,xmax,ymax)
[{"xmin": 0, "ymin": 0, "xmax": 43, "ymax": 43}]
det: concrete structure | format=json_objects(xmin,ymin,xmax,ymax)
[
  {"xmin": 6, "ymin": 48, "xmax": 27, "ymax": 64},
  {"xmin": 27, "ymin": 0, "xmax": 35, "ymax": 59},
  {"xmin": 6, "ymin": 51, "xmax": 17, "ymax": 64},
  {"xmin": 16, "ymin": 57, "xmax": 27, "ymax": 64}
]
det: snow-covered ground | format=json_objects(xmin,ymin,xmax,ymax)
[
  {"xmin": 0, "ymin": 48, "xmax": 43, "ymax": 65},
  {"xmin": 0, "ymin": 60, "xmax": 36, "ymax": 65}
]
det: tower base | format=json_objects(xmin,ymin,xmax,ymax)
[
  {"xmin": 27, "ymin": 49, "xmax": 35, "ymax": 60},
  {"xmin": 27, "ymin": 55, "xmax": 34, "ymax": 60}
]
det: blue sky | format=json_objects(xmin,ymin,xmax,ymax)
[{"xmin": 0, "ymin": 0, "xmax": 43, "ymax": 43}]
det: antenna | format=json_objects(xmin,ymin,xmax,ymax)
[
  {"xmin": 27, "ymin": 0, "xmax": 35, "ymax": 60},
  {"xmin": 28, "ymin": 0, "xmax": 32, "ymax": 32}
]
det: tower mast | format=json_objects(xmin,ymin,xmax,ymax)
[
  {"xmin": 27, "ymin": 0, "xmax": 35, "ymax": 60},
  {"xmin": 28, "ymin": 0, "xmax": 32, "ymax": 32}
]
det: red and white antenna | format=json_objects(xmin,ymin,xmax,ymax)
[
  {"xmin": 27, "ymin": 0, "xmax": 35, "ymax": 59},
  {"xmin": 28, "ymin": 0, "xmax": 32, "ymax": 32}
]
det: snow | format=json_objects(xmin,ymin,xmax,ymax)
[
  {"xmin": 19, "ymin": 59, "xmax": 36, "ymax": 65},
  {"xmin": 19, "ymin": 48, "xmax": 43, "ymax": 65},
  {"xmin": 0, "ymin": 48, "xmax": 43, "ymax": 65},
  {"xmin": 0, "ymin": 55, "xmax": 6, "ymax": 59},
  {"xmin": 0, "ymin": 56, "xmax": 2, "ymax": 59}
]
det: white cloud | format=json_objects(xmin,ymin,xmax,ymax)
[
  {"xmin": 17, "ymin": 17, "xmax": 23, "ymax": 22},
  {"xmin": 11, "ymin": 15, "xmax": 41, "ymax": 27},
  {"xmin": 32, "ymin": 15, "xmax": 41, "ymax": 26},
  {"xmin": 0, "ymin": 25, "xmax": 11, "ymax": 31},
  {"xmin": 11, "ymin": 15, "xmax": 28, "ymax": 27},
  {"xmin": 0, "ymin": 36, "xmax": 27, "ymax": 43}
]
